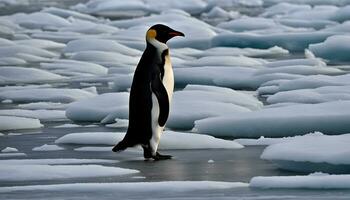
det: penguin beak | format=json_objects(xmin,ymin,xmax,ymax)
[{"xmin": 168, "ymin": 30, "xmax": 185, "ymax": 38}]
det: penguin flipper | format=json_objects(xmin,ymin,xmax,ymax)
[{"xmin": 151, "ymin": 72, "xmax": 169, "ymax": 127}]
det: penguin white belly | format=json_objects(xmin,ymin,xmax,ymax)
[{"xmin": 150, "ymin": 55, "xmax": 174, "ymax": 155}]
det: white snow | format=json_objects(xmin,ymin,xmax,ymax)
[
  {"xmin": 250, "ymin": 173, "xmax": 350, "ymax": 189},
  {"xmin": 0, "ymin": 116, "xmax": 43, "ymax": 131},
  {"xmin": 195, "ymin": 101, "xmax": 350, "ymax": 138},
  {"xmin": 55, "ymin": 131, "xmax": 243, "ymax": 149},
  {"xmin": 32, "ymin": 144, "xmax": 64, "ymax": 151},
  {"xmin": 0, "ymin": 181, "xmax": 247, "ymax": 193}
]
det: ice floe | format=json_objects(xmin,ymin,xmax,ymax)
[
  {"xmin": 0, "ymin": 181, "xmax": 247, "ymax": 193},
  {"xmin": 167, "ymin": 85, "xmax": 261, "ymax": 129},
  {"xmin": 0, "ymin": 164, "xmax": 138, "ymax": 181},
  {"xmin": 0, "ymin": 67, "xmax": 64, "ymax": 83},
  {"xmin": 309, "ymin": 35, "xmax": 350, "ymax": 63},
  {"xmin": 41, "ymin": 60, "xmax": 108, "ymax": 76},
  {"xmin": 261, "ymin": 133, "xmax": 350, "ymax": 173},
  {"xmin": 55, "ymin": 131, "xmax": 243, "ymax": 150},
  {"xmin": 0, "ymin": 115, "xmax": 43, "ymax": 131},
  {"xmin": 4, "ymin": 12, "xmax": 71, "ymax": 29},
  {"xmin": 63, "ymin": 38, "xmax": 141, "ymax": 56},
  {"xmin": 211, "ymin": 31, "xmax": 333, "ymax": 52},
  {"xmin": 32, "ymin": 144, "xmax": 64, "ymax": 151},
  {"xmin": 262, "ymin": 74, "xmax": 350, "ymax": 94},
  {"xmin": 266, "ymin": 85, "xmax": 350, "ymax": 104},
  {"xmin": 195, "ymin": 101, "xmax": 350, "ymax": 138},
  {"xmin": 65, "ymin": 92, "xmax": 129, "ymax": 123},
  {"xmin": 250, "ymin": 173, "xmax": 350, "ymax": 189},
  {"xmin": 0, "ymin": 88, "xmax": 96, "ymax": 103},
  {"xmin": 1, "ymin": 147, "xmax": 19, "ymax": 153},
  {"xmin": 0, "ymin": 109, "xmax": 66, "ymax": 121}
]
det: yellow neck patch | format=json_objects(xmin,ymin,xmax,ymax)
[{"xmin": 147, "ymin": 29, "xmax": 157, "ymax": 39}]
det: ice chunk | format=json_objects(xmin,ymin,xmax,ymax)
[
  {"xmin": 182, "ymin": 55, "xmax": 266, "ymax": 68},
  {"xmin": 211, "ymin": 32, "xmax": 333, "ymax": 52},
  {"xmin": 41, "ymin": 60, "xmax": 108, "ymax": 76},
  {"xmin": 64, "ymin": 39, "xmax": 141, "ymax": 56},
  {"xmin": 195, "ymin": 101, "xmax": 350, "ymax": 137},
  {"xmin": 42, "ymin": 7, "xmax": 98, "ymax": 21},
  {"xmin": 174, "ymin": 66, "xmax": 303, "ymax": 89},
  {"xmin": 70, "ymin": 50, "xmax": 139, "ymax": 66},
  {"xmin": 59, "ymin": 19, "xmax": 120, "ymax": 34},
  {"xmin": 0, "ymin": 164, "xmax": 138, "ymax": 181},
  {"xmin": 65, "ymin": 92, "xmax": 129, "ymax": 122},
  {"xmin": 270, "ymin": 74, "xmax": 350, "ymax": 93},
  {"xmin": 0, "ymin": 116, "xmax": 43, "ymax": 131},
  {"xmin": 309, "ymin": 35, "xmax": 350, "ymax": 63},
  {"xmin": 267, "ymin": 85, "xmax": 350, "ymax": 104},
  {"xmin": 193, "ymin": 46, "xmax": 289, "ymax": 58},
  {"xmin": 217, "ymin": 17, "xmax": 285, "ymax": 32},
  {"xmin": 0, "ymin": 181, "xmax": 247, "ymax": 193},
  {"xmin": 260, "ymin": 133, "xmax": 350, "ymax": 173},
  {"xmin": 0, "ymin": 158, "xmax": 117, "ymax": 165},
  {"xmin": 0, "ymin": 109, "xmax": 66, "ymax": 121},
  {"xmin": 167, "ymin": 85, "xmax": 261, "ymax": 129},
  {"xmin": 18, "ymin": 102, "xmax": 67, "ymax": 110},
  {"xmin": 0, "ymin": 88, "xmax": 96, "ymax": 103},
  {"xmin": 14, "ymin": 39, "xmax": 66, "ymax": 50},
  {"xmin": 5, "ymin": 12, "xmax": 71, "ymax": 29},
  {"xmin": 1, "ymin": 147, "xmax": 19, "ymax": 153},
  {"xmin": 55, "ymin": 131, "xmax": 243, "ymax": 149},
  {"xmin": 250, "ymin": 173, "xmax": 350, "ymax": 189},
  {"xmin": 32, "ymin": 144, "xmax": 64, "ymax": 151}
]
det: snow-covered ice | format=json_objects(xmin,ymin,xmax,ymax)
[
  {"xmin": 0, "ymin": 88, "xmax": 96, "ymax": 103},
  {"xmin": 0, "ymin": 164, "xmax": 138, "ymax": 181},
  {"xmin": 32, "ymin": 144, "xmax": 64, "ymax": 151},
  {"xmin": 1, "ymin": 147, "xmax": 19, "ymax": 153},
  {"xmin": 65, "ymin": 92, "xmax": 129, "ymax": 123},
  {"xmin": 0, "ymin": 181, "xmax": 247, "ymax": 193},
  {"xmin": 250, "ymin": 173, "xmax": 350, "ymax": 189},
  {"xmin": 0, "ymin": 67, "xmax": 64, "ymax": 83},
  {"xmin": 309, "ymin": 35, "xmax": 350, "ymax": 63},
  {"xmin": 0, "ymin": 115, "xmax": 43, "ymax": 131},
  {"xmin": 261, "ymin": 133, "xmax": 350, "ymax": 173},
  {"xmin": 55, "ymin": 131, "xmax": 243, "ymax": 149},
  {"xmin": 195, "ymin": 101, "xmax": 350, "ymax": 137}
]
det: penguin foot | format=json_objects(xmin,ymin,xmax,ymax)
[{"xmin": 153, "ymin": 152, "xmax": 172, "ymax": 160}]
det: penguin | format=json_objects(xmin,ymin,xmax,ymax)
[{"xmin": 112, "ymin": 24, "xmax": 184, "ymax": 160}]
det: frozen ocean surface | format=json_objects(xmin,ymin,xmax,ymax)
[{"xmin": 1, "ymin": 0, "xmax": 350, "ymax": 199}]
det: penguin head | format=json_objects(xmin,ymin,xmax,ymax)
[{"xmin": 146, "ymin": 24, "xmax": 185, "ymax": 44}]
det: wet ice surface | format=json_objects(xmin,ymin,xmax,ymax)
[{"xmin": 2, "ymin": 0, "xmax": 350, "ymax": 199}]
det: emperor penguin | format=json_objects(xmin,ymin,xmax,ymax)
[{"xmin": 112, "ymin": 24, "xmax": 184, "ymax": 160}]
